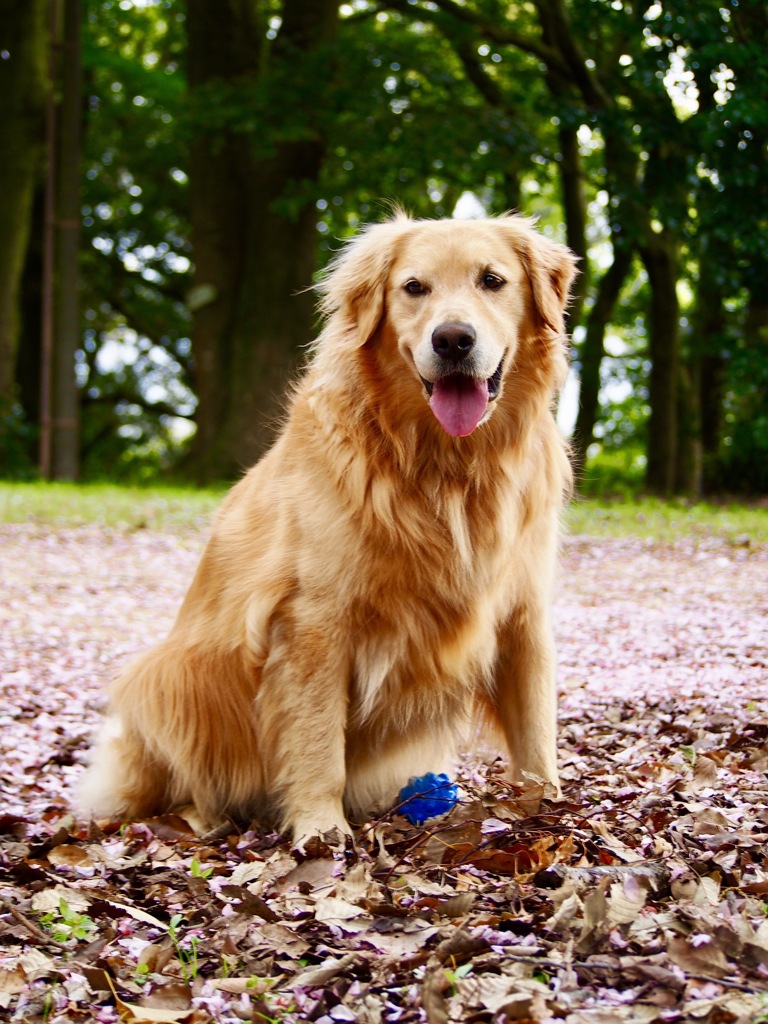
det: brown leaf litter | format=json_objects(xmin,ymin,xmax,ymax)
[{"xmin": 1, "ymin": 523, "xmax": 767, "ymax": 1022}]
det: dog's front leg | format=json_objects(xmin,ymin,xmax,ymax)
[
  {"xmin": 255, "ymin": 628, "xmax": 351, "ymax": 848},
  {"xmin": 491, "ymin": 604, "xmax": 562, "ymax": 798}
]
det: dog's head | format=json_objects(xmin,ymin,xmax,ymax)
[{"xmin": 316, "ymin": 213, "xmax": 578, "ymax": 438}]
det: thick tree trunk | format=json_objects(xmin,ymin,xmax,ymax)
[
  {"xmin": 640, "ymin": 230, "xmax": 680, "ymax": 496},
  {"xmin": 185, "ymin": 0, "xmax": 339, "ymax": 483},
  {"xmin": 0, "ymin": 0, "xmax": 48, "ymax": 409},
  {"xmin": 189, "ymin": 148, "xmax": 324, "ymax": 479},
  {"xmin": 571, "ymin": 240, "xmax": 633, "ymax": 470}
]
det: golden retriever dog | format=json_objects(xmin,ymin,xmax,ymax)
[{"xmin": 79, "ymin": 212, "xmax": 578, "ymax": 846}]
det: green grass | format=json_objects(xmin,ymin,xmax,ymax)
[
  {"xmin": 0, "ymin": 482, "xmax": 766, "ymax": 544},
  {"xmin": 0, "ymin": 482, "xmax": 224, "ymax": 531},
  {"xmin": 566, "ymin": 496, "xmax": 768, "ymax": 544}
]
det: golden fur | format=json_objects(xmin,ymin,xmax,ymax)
[{"xmin": 79, "ymin": 213, "xmax": 578, "ymax": 845}]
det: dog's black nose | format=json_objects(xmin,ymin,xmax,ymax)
[{"xmin": 432, "ymin": 322, "xmax": 476, "ymax": 363}]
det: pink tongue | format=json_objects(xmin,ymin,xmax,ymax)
[{"xmin": 429, "ymin": 375, "xmax": 489, "ymax": 437}]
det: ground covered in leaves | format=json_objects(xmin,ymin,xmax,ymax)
[{"xmin": 1, "ymin": 520, "xmax": 768, "ymax": 1023}]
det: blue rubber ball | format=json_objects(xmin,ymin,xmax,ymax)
[{"xmin": 397, "ymin": 772, "xmax": 459, "ymax": 825}]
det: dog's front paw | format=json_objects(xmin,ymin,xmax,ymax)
[
  {"xmin": 290, "ymin": 811, "xmax": 351, "ymax": 854},
  {"xmin": 514, "ymin": 770, "xmax": 563, "ymax": 801}
]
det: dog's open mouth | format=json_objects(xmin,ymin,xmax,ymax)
[{"xmin": 422, "ymin": 358, "xmax": 504, "ymax": 437}]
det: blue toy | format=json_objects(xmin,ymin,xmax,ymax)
[{"xmin": 397, "ymin": 772, "xmax": 460, "ymax": 825}]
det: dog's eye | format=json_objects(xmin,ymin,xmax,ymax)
[
  {"xmin": 404, "ymin": 279, "xmax": 427, "ymax": 295},
  {"xmin": 482, "ymin": 273, "xmax": 505, "ymax": 291}
]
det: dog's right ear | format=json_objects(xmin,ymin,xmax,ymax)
[{"xmin": 316, "ymin": 216, "xmax": 410, "ymax": 347}]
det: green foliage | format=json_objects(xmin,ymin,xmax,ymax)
[
  {"xmin": 713, "ymin": 325, "xmax": 768, "ymax": 493},
  {"xmin": 189, "ymin": 856, "xmax": 213, "ymax": 879},
  {"xmin": 0, "ymin": 399, "xmax": 39, "ymax": 481},
  {"xmin": 167, "ymin": 913, "xmax": 201, "ymax": 984},
  {"xmin": 78, "ymin": 0, "xmax": 193, "ymax": 479},
  {"xmin": 313, "ymin": 5, "xmax": 554, "ymax": 237},
  {"xmin": 578, "ymin": 446, "xmax": 648, "ymax": 499},
  {"xmin": 681, "ymin": 745, "xmax": 697, "ymax": 766},
  {"xmin": 39, "ymin": 898, "xmax": 97, "ymax": 944},
  {"xmin": 3, "ymin": 0, "xmax": 766, "ymax": 489},
  {"xmin": 443, "ymin": 962, "xmax": 473, "ymax": 996},
  {"xmin": 133, "ymin": 962, "xmax": 151, "ymax": 986}
]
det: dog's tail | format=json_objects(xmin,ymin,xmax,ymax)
[{"xmin": 77, "ymin": 640, "xmax": 265, "ymax": 827}]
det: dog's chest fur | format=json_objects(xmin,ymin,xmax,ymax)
[{"xmin": 340, "ymin": 473, "xmax": 524, "ymax": 725}]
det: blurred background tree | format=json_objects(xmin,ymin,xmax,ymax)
[
  {"xmin": 0, "ymin": 0, "xmax": 765, "ymax": 492},
  {"xmin": 0, "ymin": 0, "xmax": 49, "ymax": 476}
]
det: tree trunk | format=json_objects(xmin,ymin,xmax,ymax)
[
  {"xmin": 185, "ymin": 0, "xmax": 340, "ymax": 483},
  {"xmin": 674, "ymin": 361, "xmax": 701, "ymax": 496},
  {"xmin": 50, "ymin": 0, "xmax": 83, "ymax": 480},
  {"xmin": 744, "ymin": 291, "xmax": 768, "ymax": 347},
  {"xmin": 690, "ymin": 262, "xmax": 726, "ymax": 492},
  {"xmin": 699, "ymin": 355, "xmax": 725, "ymax": 460},
  {"xmin": 0, "ymin": 0, "xmax": 48, "ymax": 411},
  {"xmin": 558, "ymin": 125, "xmax": 588, "ymax": 327},
  {"xmin": 571, "ymin": 240, "xmax": 633, "ymax": 470},
  {"xmin": 16, "ymin": 185, "xmax": 45, "ymax": 449},
  {"xmin": 640, "ymin": 229, "xmax": 680, "ymax": 496}
]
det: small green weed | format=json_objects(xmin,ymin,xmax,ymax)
[
  {"xmin": 168, "ymin": 914, "xmax": 201, "ymax": 983},
  {"xmin": 189, "ymin": 856, "xmax": 213, "ymax": 879},
  {"xmin": 40, "ymin": 897, "xmax": 97, "ymax": 943},
  {"xmin": 250, "ymin": 996, "xmax": 297, "ymax": 1024},
  {"xmin": 134, "ymin": 962, "xmax": 151, "ymax": 986},
  {"xmin": 443, "ymin": 962, "xmax": 473, "ymax": 996}
]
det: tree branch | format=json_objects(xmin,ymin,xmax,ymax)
[
  {"xmin": 82, "ymin": 387, "xmax": 194, "ymax": 422},
  {"xmin": 379, "ymin": 0, "xmax": 568, "ymax": 74},
  {"xmin": 531, "ymin": 0, "xmax": 613, "ymax": 108}
]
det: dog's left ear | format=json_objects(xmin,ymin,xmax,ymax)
[
  {"xmin": 317, "ymin": 216, "xmax": 410, "ymax": 346},
  {"xmin": 501, "ymin": 217, "xmax": 579, "ymax": 334}
]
